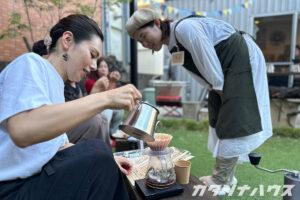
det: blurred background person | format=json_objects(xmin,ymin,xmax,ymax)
[
  {"xmin": 64, "ymin": 80, "xmax": 110, "ymax": 146},
  {"xmin": 85, "ymin": 57, "xmax": 125, "ymax": 140}
]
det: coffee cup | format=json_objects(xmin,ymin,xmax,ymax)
[{"xmin": 174, "ymin": 160, "xmax": 191, "ymax": 184}]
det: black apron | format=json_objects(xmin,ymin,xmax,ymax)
[{"xmin": 170, "ymin": 15, "xmax": 262, "ymax": 139}]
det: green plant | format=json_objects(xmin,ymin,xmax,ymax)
[
  {"xmin": 0, "ymin": 13, "xmax": 29, "ymax": 40},
  {"xmin": 184, "ymin": 120, "xmax": 199, "ymax": 131},
  {"xmin": 273, "ymin": 126, "xmax": 300, "ymax": 138},
  {"xmin": 159, "ymin": 119, "xmax": 181, "ymax": 129},
  {"xmin": 1, "ymin": 0, "xmax": 129, "ymax": 50},
  {"xmin": 158, "ymin": 118, "xmax": 209, "ymax": 132}
]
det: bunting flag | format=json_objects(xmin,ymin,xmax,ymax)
[
  {"xmin": 167, "ymin": 6, "xmax": 173, "ymax": 14},
  {"xmin": 139, "ymin": 0, "xmax": 256, "ymax": 18}
]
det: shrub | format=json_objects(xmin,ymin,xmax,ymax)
[
  {"xmin": 158, "ymin": 119, "xmax": 209, "ymax": 132},
  {"xmin": 273, "ymin": 126, "xmax": 300, "ymax": 138},
  {"xmin": 185, "ymin": 120, "xmax": 199, "ymax": 131},
  {"xmin": 159, "ymin": 119, "xmax": 181, "ymax": 129}
]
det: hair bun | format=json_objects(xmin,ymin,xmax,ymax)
[{"xmin": 32, "ymin": 40, "xmax": 48, "ymax": 56}]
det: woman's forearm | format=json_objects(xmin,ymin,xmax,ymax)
[
  {"xmin": 7, "ymin": 84, "xmax": 141, "ymax": 148},
  {"xmin": 7, "ymin": 93, "xmax": 107, "ymax": 147}
]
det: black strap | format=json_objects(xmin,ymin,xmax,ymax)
[
  {"xmin": 173, "ymin": 15, "xmax": 205, "ymax": 48},
  {"xmin": 235, "ymin": 28, "xmax": 256, "ymax": 41},
  {"xmin": 172, "ymin": 15, "xmax": 213, "ymax": 86}
]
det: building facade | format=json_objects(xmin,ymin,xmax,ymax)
[{"xmin": 0, "ymin": 0, "xmax": 102, "ymax": 71}]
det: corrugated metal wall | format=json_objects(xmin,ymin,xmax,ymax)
[
  {"xmin": 165, "ymin": 0, "xmax": 300, "ymax": 32},
  {"xmin": 163, "ymin": 0, "xmax": 300, "ymax": 101}
]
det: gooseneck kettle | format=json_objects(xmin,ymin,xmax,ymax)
[{"xmin": 119, "ymin": 101, "xmax": 160, "ymax": 142}]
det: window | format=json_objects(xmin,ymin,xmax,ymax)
[{"xmin": 254, "ymin": 15, "xmax": 293, "ymax": 63}]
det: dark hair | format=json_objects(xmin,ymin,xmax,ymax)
[
  {"xmin": 139, "ymin": 19, "xmax": 172, "ymax": 41},
  {"xmin": 32, "ymin": 41, "xmax": 48, "ymax": 56},
  {"xmin": 89, "ymin": 57, "xmax": 110, "ymax": 81},
  {"xmin": 32, "ymin": 14, "xmax": 104, "ymax": 56}
]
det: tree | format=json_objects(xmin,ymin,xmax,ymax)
[{"xmin": 0, "ymin": 0, "xmax": 130, "ymax": 51}]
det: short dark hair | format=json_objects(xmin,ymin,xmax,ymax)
[
  {"xmin": 138, "ymin": 19, "xmax": 172, "ymax": 42},
  {"xmin": 33, "ymin": 14, "xmax": 104, "ymax": 56}
]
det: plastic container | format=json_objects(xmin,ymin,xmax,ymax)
[{"xmin": 142, "ymin": 87, "xmax": 156, "ymax": 106}]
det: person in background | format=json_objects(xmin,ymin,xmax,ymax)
[
  {"xmin": 126, "ymin": 7, "xmax": 272, "ymax": 195},
  {"xmin": 0, "ymin": 14, "xmax": 142, "ymax": 200},
  {"xmin": 64, "ymin": 80, "xmax": 110, "ymax": 146},
  {"xmin": 85, "ymin": 57, "xmax": 125, "ymax": 139}
]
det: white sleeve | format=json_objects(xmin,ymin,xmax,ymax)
[
  {"xmin": 175, "ymin": 21, "xmax": 224, "ymax": 90},
  {"xmin": 0, "ymin": 54, "xmax": 52, "ymax": 124}
]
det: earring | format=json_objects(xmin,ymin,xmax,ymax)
[
  {"xmin": 152, "ymin": 50, "xmax": 154, "ymax": 55},
  {"xmin": 62, "ymin": 53, "xmax": 68, "ymax": 61}
]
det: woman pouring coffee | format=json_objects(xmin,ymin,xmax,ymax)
[{"xmin": 126, "ymin": 7, "xmax": 272, "ymax": 195}]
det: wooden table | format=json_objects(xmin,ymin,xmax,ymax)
[{"xmin": 124, "ymin": 174, "xmax": 221, "ymax": 200}]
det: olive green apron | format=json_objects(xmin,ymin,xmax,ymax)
[{"xmin": 170, "ymin": 16, "xmax": 262, "ymax": 139}]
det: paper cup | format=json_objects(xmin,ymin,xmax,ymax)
[{"xmin": 174, "ymin": 160, "xmax": 191, "ymax": 185}]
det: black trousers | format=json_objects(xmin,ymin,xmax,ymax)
[{"xmin": 0, "ymin": 139, "xmax": 129, "ymax": 200}]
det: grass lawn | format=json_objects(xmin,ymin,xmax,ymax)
[{"xmin": 158, "ymin": 127, "xmax": 300, "ymax": 200}]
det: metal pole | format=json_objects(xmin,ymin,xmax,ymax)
[
  {"xmin": 130, "ymin": 0, "xmax": 138, "ymax": 88},
  {"xmin": 289, "ymin": 12, "xmax": 298, "ymax": 88},
  {"xmin": 102, "ymin": 0, "xmax": 107, "ymax": 56}
]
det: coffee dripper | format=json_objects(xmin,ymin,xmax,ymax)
[{"xmin": 144, "ymin": 145, "xmax": 176, "ymax": 189}]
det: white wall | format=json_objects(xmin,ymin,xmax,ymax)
[
  {"xmin": 138, "ymin": 43, "xmax": 164, "ymax": 75},
  {"xmin": 106, "ymin": 4, "xmax": 124, "ymax": 60}
]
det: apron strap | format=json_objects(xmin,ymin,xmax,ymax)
[
  {"xmin": 172, "ymin": 15, "xmax": 212, "ymax": 87},
  {"xmin": 173, "ymin": 15, "xmax": 205, "ymax": 49}
]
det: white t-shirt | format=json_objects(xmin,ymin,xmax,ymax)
[{"xmin": 0, "ymin": 53, "xmax": 68, "ymax": 181}]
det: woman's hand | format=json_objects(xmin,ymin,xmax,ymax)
[
  {"xmin": 114, "ymin": 156, "xmax": 133, "ymax": 175},
  {"xmin": 59, "ymin": 142, "xmax": 74, "ymax": 151},
  {"xmin": 108, "ymin": 71, "xmax": 120, "ymax": 90},
  {"xmin": 109, "ymin": 71, "xmax": 120, "ymax": 83},
  {"xmin": 104, "ymin": 84, "xmax": 142, "ymax": 111},
  {"xmin": 90, "ymin": 76, "xmax": 109, "ymax": 94}
]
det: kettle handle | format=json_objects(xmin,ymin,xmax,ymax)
[
  {"xmin": 154, "ymin": 121, "xmax": 161, "ymax": 132},
  {"xmin": 136, "ymin": 101, "xmax": 143, "ymax": 112}
]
